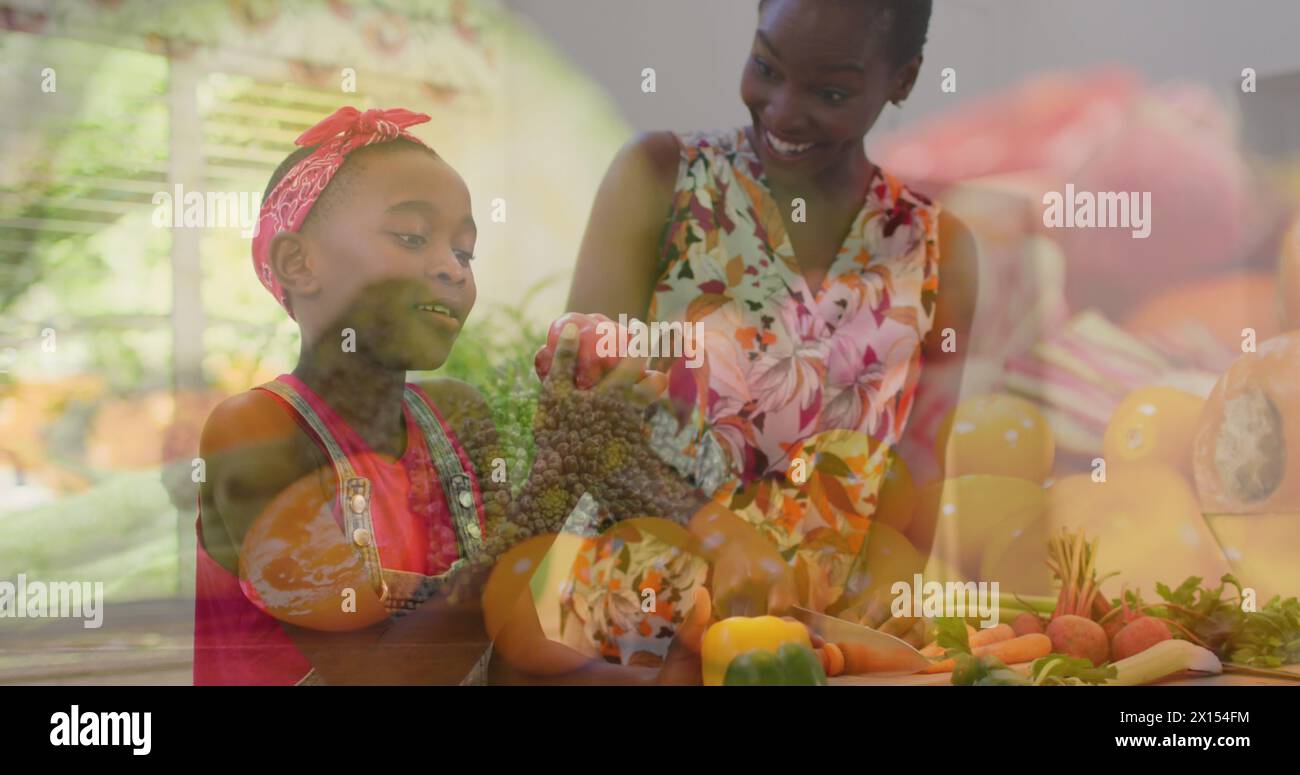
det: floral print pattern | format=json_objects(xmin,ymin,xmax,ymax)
[{"xmin": 561, "ymin": 127, "xmax": 941, "ymax": 663}]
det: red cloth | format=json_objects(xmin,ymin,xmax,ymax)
[
  {"xmin": 252, "ymin": 107, "xmax": 432, "ymax": 318},
  {"xmin": 192, "ymin": 375, "xmax": 483, "ymax": 685}
]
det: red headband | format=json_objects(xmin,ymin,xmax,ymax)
[{"xmin": 252, "ymin": 106, "xmax": 432, "ymax": 318}]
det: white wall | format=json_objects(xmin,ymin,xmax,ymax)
[{"xmin": 506, "ymin": 0, "xmax": 1300, "ymax": 141}]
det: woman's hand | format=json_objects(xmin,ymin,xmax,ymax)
[
  {"xmin": 655, "ymin": 587, "xmax": 711, "ymax": 685},
  {"xmin": 688, "ymin": 503, "xmax": 798, "ymax": 618},
  {"xmin": 525, "ymin": 322, "xmax": 695, "ymax": 534},
  {"xmin": 535, "ymin": 312, "xmax": 646, "ymax": 389}
]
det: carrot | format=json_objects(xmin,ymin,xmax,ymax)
[
  {"xmin": 920, "ymin": 633, "xmax": 1052, "ymax": 674},
  {"xmin": 837, "ymin": 641, "xmax": 926, "ymax": 674},
  {"xmin": 971, "ymin": 623, "xmax": 1016, "ymax": 649},
  {"xmin": 920, "ymin": 623, "xmax": 1012, "ymax": 657},
  {"xmin": 822, "ymin": 643, "xmax": 845, "ymax": 677}
]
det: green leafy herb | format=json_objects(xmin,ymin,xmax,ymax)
[
  {"xmin": 935, "ymin": 617, "xmax": 971, "ymax": 657},
  {"xmin": 1030, "ymin": 654, "xmax": 1117, "ymax": 685},
  {"xmin": 951, "ymin": 654, "xmax": 1030, "ymax": 686},
  {"xmin": 1152, "ymin": 574, "xmax": 1300, "ymax": 668}
]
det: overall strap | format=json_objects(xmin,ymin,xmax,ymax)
[
  {"xmin": 256, "ymin": 379, "xmax": 387, "ymax": 600},
  {"xmin": 403, "ymin": 387, "xmax": 483, "ymax": 564}
]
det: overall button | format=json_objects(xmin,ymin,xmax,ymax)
[
  {"xmin": 350, "ymin": 493, "xmax": 367, "ymax": 514},
  {"xmin": 458, "ymin": 490, "xmax": 474, "ymax": 509},
  {"xmin": 352, "ymin": 527, "xmax": 373, "ymax": 547},
  {"xmin": 466, "ymin": 521, "xmax": 481, "ymax": 540}
]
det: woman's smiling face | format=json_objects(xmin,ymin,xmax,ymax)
[{"xmin": 740, "ymin": 0, "xmax": 918, "ymax": 184}]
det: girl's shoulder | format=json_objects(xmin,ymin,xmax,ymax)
[
  {"xmin": 201, "ymin": 387, "xmax": 303, "ymax": 458},
  {"xmin": 409, "ymin": 377, "xmax": 490, "ymax": 429},
  {"xmin": 407, "ymin": 377, "xmax": 495, "ymax": 455}
]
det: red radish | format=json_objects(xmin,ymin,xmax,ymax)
[
  {"xmin": 1046, "ymin": 614, "xmax": 1110, "ymax": 667},
  {"xmin": 1099, "ymin": 586, "xmax": 1148, "ymax": 641},
  {"xmin": 1103, "ymin": 616, "xmax": 1127, "ymax": 641},
  {"xmin": 1111, "ymin": 616, "xmax": 1172, "ymax": 661},
  {"xmin": 1011, "ymin": 611, "xmax": 1045, "ymax": 637}
]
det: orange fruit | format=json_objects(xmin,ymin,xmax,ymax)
[
  {"xmin": 839, "ymin": 522, "xmax": 926, "ymax": 613},
  {"xmin": 482, "ymin": 533, "xmax": 557, "ymax": 643},
  {"xmin": 1275, "ymin": 215, "xmax": 1300, "ymax": 329},
  {"xmin": 1103, "ymin": 386, "xmax": 1205, "ymax": 476},
  {"xmin": 1123, "ymin": 271, "xmax": 1280, "ymax": 353},
  {"xmin": 239, "ymin": 469, "xmax": 388, "ymax": 631},
  {"xmin": 936, "ymin": 393, "xmax": 1055, "ymax": 482},
  {"xmin": 872, "ymin": 451, "xmax": 917, "ymax": 534},
  {"xmin": 910, "ymin": 474, "xmax": 1047, "ymax": 579},
  {"xmin": 1204, "ymin": 512, "xmax": 1300, "ymax": 601},
  {"xmin": 1045, "ymin": 462, "xmax": 1230, "ymax": 597}
]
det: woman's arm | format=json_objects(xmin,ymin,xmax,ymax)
[
  {"xmin": 923, "ymin": 211, "xmax": 979, "ymax": 367},
  {"xmin": 566, "ymin": 131, "xmax": 681, "ymax": 320}
]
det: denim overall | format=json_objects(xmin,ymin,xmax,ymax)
[{"xmin": 258, "ymin": 380, "xmax": 492, "ymax": 685}]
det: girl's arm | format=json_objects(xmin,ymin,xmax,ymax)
[
  {"xmin": 200, "ymin": 393, "xmax": 491, "ymax": 685},
  {"xmin": 565, "ymin": 131, "xmax": 680, "ymax": 320}
]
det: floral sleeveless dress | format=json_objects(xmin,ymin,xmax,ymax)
[{"xmin": 559, "ymin": 127, "xmax": 942, "ymax": 663}]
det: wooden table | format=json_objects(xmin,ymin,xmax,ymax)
[{"xmin": 831, "ymin": 663, "xmax": 1300, "ymax": 686}]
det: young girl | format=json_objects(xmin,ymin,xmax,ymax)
[
  {"xmin": 558, "ymin": 0, "xmax": 979, "ymax": 662},
  {"xmin": 193, "ymin": 107, "xmax": 708, "ymax": 685}
]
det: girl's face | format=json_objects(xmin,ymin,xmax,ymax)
[
  {"xmin": 740, "ymin": 0, "xmax": 917, "ymax": 184},
  {"xmin": 298, "ymin": 147, "xmax": 478, "ymax": 372}
]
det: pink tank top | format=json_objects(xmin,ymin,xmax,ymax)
[{"xmin": 193, "ymin": 375, "xmax": 484, "ymax": 685}]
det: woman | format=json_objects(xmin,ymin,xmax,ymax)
[{"xmin": 559, "ymin": 0, "xmax": 978, "ymax": 664}]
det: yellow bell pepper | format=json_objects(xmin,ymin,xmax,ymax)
[{"xmin": 701, "ymin": 615, "xmax": 812, "ymax": 686}]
